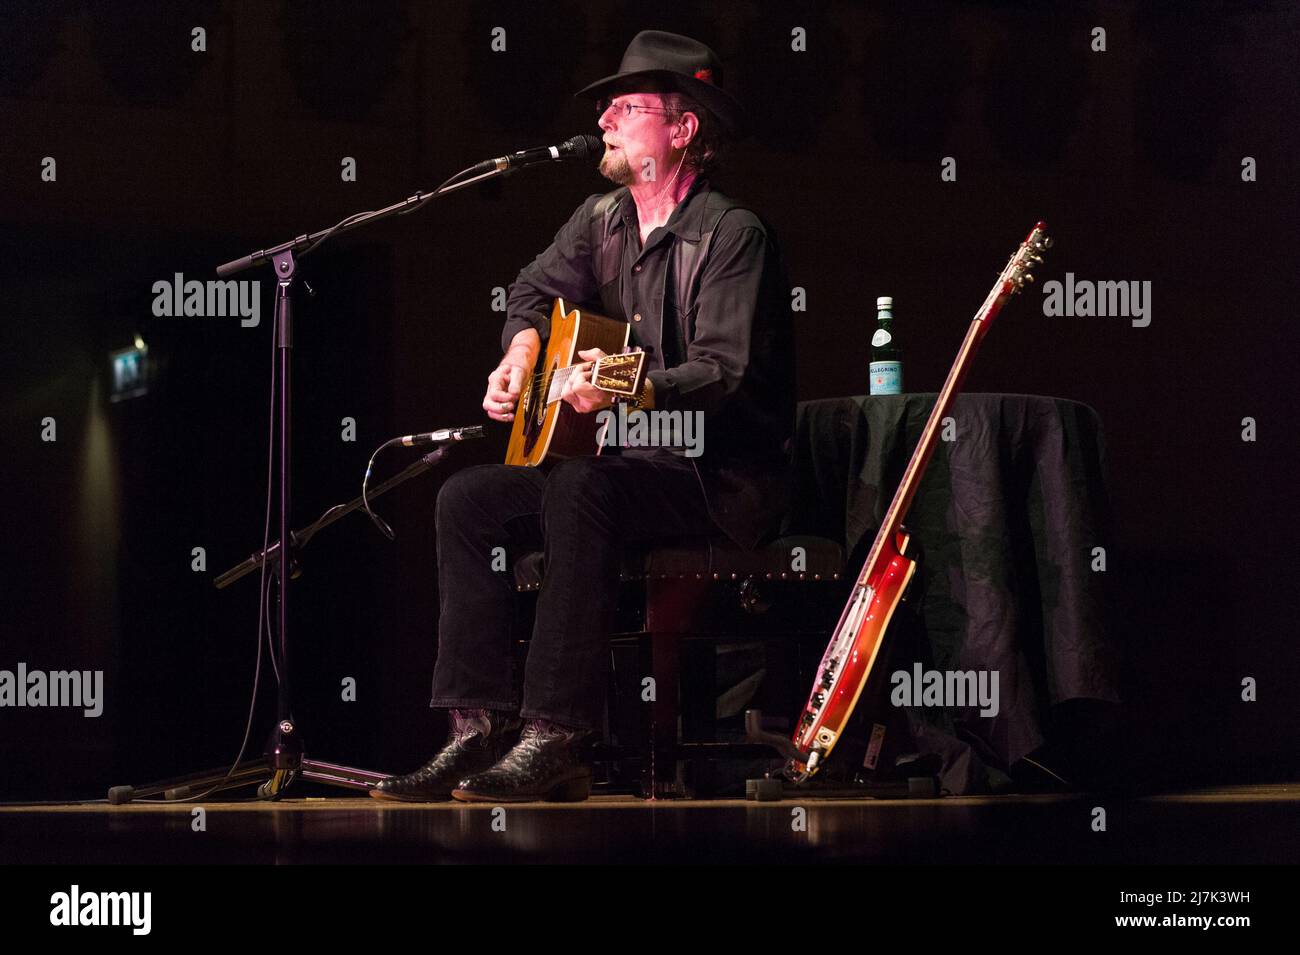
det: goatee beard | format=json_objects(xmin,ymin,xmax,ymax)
[{"xmin": 598, "ymin": 151, "xmax": 634, "ymax": 186}]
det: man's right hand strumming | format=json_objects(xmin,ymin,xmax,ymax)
[{"xmin": 484, "ymin": 328, "xmax": 540, "ymax": 422}]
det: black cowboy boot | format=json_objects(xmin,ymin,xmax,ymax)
[
  {"xmin": 370, "ymin": 708, "xmax": 523, "ymax": 802},
  {"xmin": 451, "ymin": 718, "xmax": 596, "ymax": 803}
]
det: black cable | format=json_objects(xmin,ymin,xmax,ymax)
[
  {"xmin": 361, "ymin": 439, "xmax": 401, "ymax": 540},
  {"xmin": 130, "ymin": 295, "xmax": 282, "ymax": 803}
]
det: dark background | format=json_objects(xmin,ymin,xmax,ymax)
[{"xmin": 2, "ymin": 0, "xmax": 1297, "ymax": 800}]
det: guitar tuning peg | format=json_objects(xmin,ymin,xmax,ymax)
[
  {"xmin": 1027, "ymin": 254, "xmax": 1043, "ymax": 267},
  {"xmin": 1021, "ymin": 272, "xmax": 1035, "ymax": 283}
]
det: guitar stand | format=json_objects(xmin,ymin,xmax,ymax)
[{"xmin": 742, "ymin": 709, "xmax": 940, "ymax": 801}]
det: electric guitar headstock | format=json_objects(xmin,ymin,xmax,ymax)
[
  {"xmin": 973, "ymin": 221, "xmax": 1052, "ymax": 331},
  {"xmin": 1005, "ymin": 221, "xmax": 1053, "ymax": 295}
]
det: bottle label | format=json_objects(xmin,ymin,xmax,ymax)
[
  {"xmin": 870, "ymin": 361, "xmax": 902, "ymax": 395},
  {"xmin": 871, "ymin": 328, "xmax": 892, "ymax": 347}
]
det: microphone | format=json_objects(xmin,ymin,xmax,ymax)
[
  {"xmin": 397, "ymin": 425, "xmax": 485, "ymax": 448},
  {"xmin": 471, "ymin": 134, "xmax": 602, "ymax": 175}
]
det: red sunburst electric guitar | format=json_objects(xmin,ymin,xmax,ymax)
[{"xmin": 788, "ymin": 222, "xmax": 1053, "ymax": 781}]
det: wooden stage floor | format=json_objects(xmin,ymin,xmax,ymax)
[{"xmin": 2, "ymin": 783, "xmax": 1296, "ymax": 864}]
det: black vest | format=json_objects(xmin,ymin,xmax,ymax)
[
  {"xmin": 576, "ymin": 184, "xmax": 795, "ymax": 551},
  {"xmin": 586, "ymin": 184, "xmax": 747, "ymax": 358}
]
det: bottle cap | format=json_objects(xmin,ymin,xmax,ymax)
[{"xmin": 876, "ymin": 296, "xmax": 893, "ymax": 309}]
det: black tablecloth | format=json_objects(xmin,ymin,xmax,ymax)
[{"xmin": 782, "ymin": 393, "xmax": 1120, "ymax": 792}]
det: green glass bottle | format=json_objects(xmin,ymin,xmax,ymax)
[{"xmin": 869, "ymin": 296, "xmax": 903, "ymax": 395}]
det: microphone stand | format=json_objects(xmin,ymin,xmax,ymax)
[
  {"xmin": 105, "ymin": 157, "xmax": 552, "ymax": 804},
  {"xmin": 107, "ymin": 441, "xmax": 475, "ymax": 803}
]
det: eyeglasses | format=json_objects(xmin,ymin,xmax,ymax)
[{"xmin": 596, "ymin": 98, "xmax": 682, "ymax": 120}]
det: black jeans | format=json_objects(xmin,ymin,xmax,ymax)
[{"xmin": 429, "ymin": 450, "xmax": 719, "ymax": 731}]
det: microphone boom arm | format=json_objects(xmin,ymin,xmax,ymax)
[
  {"xmin": 215, "ymin": 136, "xmax": 601, "ymax": 278},
  {"xmin": 216, "ymin": 165, "xmax": 506, "ymax": 278},
  {"xmin": 214, "ymin": 441, "xmax": 466, "ymax": 590}
]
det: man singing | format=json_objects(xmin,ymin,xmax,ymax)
[{"xmin": 373, "ymin": 30, "xmax": 794, "ymax": 802}]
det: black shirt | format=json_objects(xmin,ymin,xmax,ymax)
[{"xmin": 500, "ymin": 176, "xmax": 795, "ymax": 549}]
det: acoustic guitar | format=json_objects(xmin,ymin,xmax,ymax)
[
  {"xmin": 504, "ymin": 298, "xmax": 647, "ymax": 466},
  {"xmin": 788, "ymin": 222, "xmax": 1053, "ymax": 781}
]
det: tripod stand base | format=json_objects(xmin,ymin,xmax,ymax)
[{"xmin": 108, "ymin": 757, "xmax": 389, "ymax": 804}]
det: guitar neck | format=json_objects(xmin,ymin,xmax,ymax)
[
  {"xmin": 857, "ymin": 223, "xmax": 1050, "ymax": 588},
  {"xmin": 541, "ymin": 364, "xmax": 579, "ymax": 405},
  {"xmin": 538, "ymin": 350, "xmax": 646, "ymax": 406}
]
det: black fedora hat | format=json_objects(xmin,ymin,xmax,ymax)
[{"xmin": 574, "ymin": 30, "xmax": 745, "ymax": 137}]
